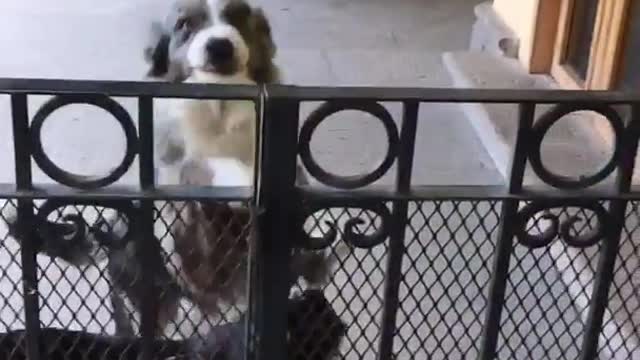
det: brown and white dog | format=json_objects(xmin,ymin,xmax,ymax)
[
  {"xmin": 149, "ymin": 0, "xmax": 280, "ymax": 185},
  {"xmin": 144, "ymin": 0, "xmax": 280, "ymax": 84},
  {"xmin": 171, "ymin": 21, "xmax": 257, "ymax": 175},
  {"xmin": 143, "ymin": 0, "xmax": 345, "ymax": 335}
]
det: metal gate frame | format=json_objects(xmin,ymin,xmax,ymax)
[{"xmin": 0, "ymin": 78, "xmax": 638, "ymax": 359}]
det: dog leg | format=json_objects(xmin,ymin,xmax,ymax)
[
  {"xmin": 94, "ymin": 212, "xmax": 182, "ymax": 337},
  {"xmin": 110, "ymin": 291, "xmax": 135, "ymax": 337},
  {"xmin": 179, "ymin": 157, "xmax": 216, "ymax": 185},
  {"xmin": 154, "ymin": 112, "xmax": 186, "ymax": 167}
]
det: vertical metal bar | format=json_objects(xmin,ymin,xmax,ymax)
[
  {"xmin": 244, "ymin": 207, "xmax": 258, "ymax": 360},
  {"xmin": 137, "ymin": 96, "xmax": 157, "ymax": 360},
  {"xmin": 578, "ymin": 103, "xmax": 639, "ymax": 360},
  {"xmin": 479, "ymin": 102, "xmax": 535, "ymax": 360},
  {"xmin": 252, "ymin": 96, "xmax": 264, "ymax": 195},
  {"xmin": 11, "ymin": 94, "xmax": 41, "ymax": 360},
  {"xmin": 139, "ymin": 96, "xmax": 155, "ymax": 189},
  {"xmin": 245, "ymin": 95, "xmax": 264, "ymax": 360},
  {"xmin": 254, "ymin": 93, "xmax": 300, "ymax": 360},
  {"xmin": 377, "ymin": 101, "xmax": 419, "ymax": 360}
]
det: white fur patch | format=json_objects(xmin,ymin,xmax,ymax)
[
  {"xmin": 169, "ymin": 69, "xmax": 257, "ymax": 182},
  {"xmin": 187, "ymin": 24, "xmax": 250, "ymax": 71},
  {"xmin": 204, "ymin": 158, "xmax": 253, "ymax": 186}
]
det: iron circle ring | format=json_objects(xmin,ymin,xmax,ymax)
[
  {"xmin": 30, "ymin": 95, "xmax": 139, "ymax": 189},
  {"xmin": 299, "ymin": 101, "xmax": 400, "ymax": 189},
  {"xmin": 528, "ymin": 103, "xmax": 624, "ymax": 189}
]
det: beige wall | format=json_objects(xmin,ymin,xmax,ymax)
[
  {"xmin": 493, "ymin": 0, "xmax": 540, "ymax": 71},
  {"xmin": 493, "ymin": 0, "xmax": 561, "ymax": 73}
]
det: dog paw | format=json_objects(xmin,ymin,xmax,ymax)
[
  {"xmin": 160, "ymin": 140, "xmax": 186, "ymax": 166},
  {"xmin": 154, "ymin": 118, "xmax": 186, "ymax": 167},
  {"xmin": 179, "ymin": 159, "xmax": 215, "ymax": 186}
]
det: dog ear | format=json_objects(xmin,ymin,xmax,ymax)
[
  {"xmin": 251, "ymin": 8, "xmax": 275, "ymax": 57},
  {"xmin": 216, "ymin": 1, "xmax": 280, "ymax": 83},
  {"xmin": 247, "ymin": 8, "xmax": 280, "ymax": 83},
  {"xmin": 144, "ymin": 21, "xmax": 171, "ymax": 79},
  {"xmin": 219, "ymin": 0, "xmax": 252, "ymax": 26}
]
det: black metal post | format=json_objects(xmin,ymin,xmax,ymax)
[
  {"xmin": 11, "ymin": 93, "xmax": 41, "ymax": 360},
  {"xmin": 578, "ymin": 103, "xmax": 639, "ymax": 360},
  {"xmin": 254, "ymin": 94, "xmax": 300, "ymax": 360},
  {"xmin": 245, "ymin": 99, "xmax": 264, "ymax": 360},
  {"xmin": 479, "ymin": 102, "xmax": 535, "ymax": 360},
  {"xmin": 138, "ymin": 96, "xmax": 155, "ymax": 189},
  {"xmin": 377, "ymin": 101, "xmax": 419, "ymax": 360},
  {"xmin": 137, "ymin": 96, "xmax": 158, "ymax": 360}
]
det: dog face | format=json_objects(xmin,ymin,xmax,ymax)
[
  {"xmin": 187, "ymin": 23, "xmax": 250, "ymax": 76},
  {"xmin": 145, "ymin": 0, "xmax": 279, "ymax": 83}
]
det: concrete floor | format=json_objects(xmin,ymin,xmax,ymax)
[
  {"xmin": 0, "ymin": 0, "xmax": 498, "ymax": 186},
  {"xmin": 0, "ymin": 1, "xmax": 604, "ymax": 360}
]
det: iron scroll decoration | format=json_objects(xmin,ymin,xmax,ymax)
[
  {"xmin": 513, "ymin": 200, "xmax": 611, "ymax": 249},
  {"xmin": 36, "ymin": 199, "xmax": 138, "ymax": 243},
  {"xmin": 30, "ymin": 95, "xmax": 139, "ymax": 189},
  {"xmin": 299, "ymin": 101, "xmax": 400, "ymax": 189},
  {"xmin": 3, "ymin": 199, "xmax": 138, "ymax": 265},
  {"xmin": 528, "ymin": 103, "xmax": 624, "ymax": 189},
  {"xmin": 298, "ymin": 200, "xmax": 392, "ymax": 250}
]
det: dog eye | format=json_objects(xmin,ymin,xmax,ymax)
[
  {"xmin": 176, "ymin": 12, "xmax": 207, "ymax": 33},
  {"xmin": 175, "ymin": 17, "xmax": 191, "ymax": 32}
]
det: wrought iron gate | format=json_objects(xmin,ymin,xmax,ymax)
[{"xmin": 0, "ymin": 78, "xmax": 638, "ymax": 359}]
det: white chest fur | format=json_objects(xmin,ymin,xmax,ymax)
[{"xmin": 169, "ymin": 71, "xmax": 257, "ymax": 171}]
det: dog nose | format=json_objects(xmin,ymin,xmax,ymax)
[{"xmin": 205, "ymin": 38, "xmax": 234, "ymax": 63}]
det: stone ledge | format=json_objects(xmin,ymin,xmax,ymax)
[{"xmin": 442, "ymin": 51, "xmax": 614, "ymax": 186}]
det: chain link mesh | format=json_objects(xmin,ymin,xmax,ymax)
[
  {"xmin": 294, "ymin": 206, "xmax": 387, "ymax": 360},
  {"xmin": 598, "ymin": 202, "xmax": 640, "ymax": 359},
  {"xmin": 0, "ymin": 197, "xmax": 639, "ymax": 359},
  {"xmin": 394, "ymin": 200, "xmax": 499, "ymax": 360},
  {"xmin": 0, "ymin": 198, "xmax": 252, "ymax": 359},
  {"xmin": 0, "ymin": 200, "xmax": 26, "ymax": 359}
]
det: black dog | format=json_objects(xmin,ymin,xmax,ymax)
[{"xmin": 0, "ymin": 289, "xmax": 346, "ymax": 360}]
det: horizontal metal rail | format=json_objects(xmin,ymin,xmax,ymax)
[{"xmin": 0, "ymin": 77, "xmax": 638, "ymax": 103}]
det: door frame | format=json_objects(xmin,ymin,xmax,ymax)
[{"xmin": 549, "ymin": 0, "xmax": 632, "ymax": 90}]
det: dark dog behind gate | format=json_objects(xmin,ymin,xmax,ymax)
[{"xmin": 0, "ymin": 289, "xmax": 346, "ymax": 360}]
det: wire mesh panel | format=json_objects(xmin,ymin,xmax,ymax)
[
  {"xmin": 599, "ymin": 202, "xmax": 640, "ymax": 359},
  {"xmin": 496, "ymin": 204, "xmax": 604, "ymax": 359},
  {"xmin": 0, "ymin": 199, "xmax": 26, "ymax": 359},
  {"xmin": 394, "ymin": 200, "xmax": 500, "ymax": 359},
  {"xmin": 297, "ymin": 206, "xmax": 388, "ymax": 360},
  {"xmin": 0, "ymin": 84, "xmax": 262, "ymax": 360}
]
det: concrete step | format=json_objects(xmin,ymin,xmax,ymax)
[{"xmin": 442, "ymin": 50, "xmax": 619, "ymax": 187}]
